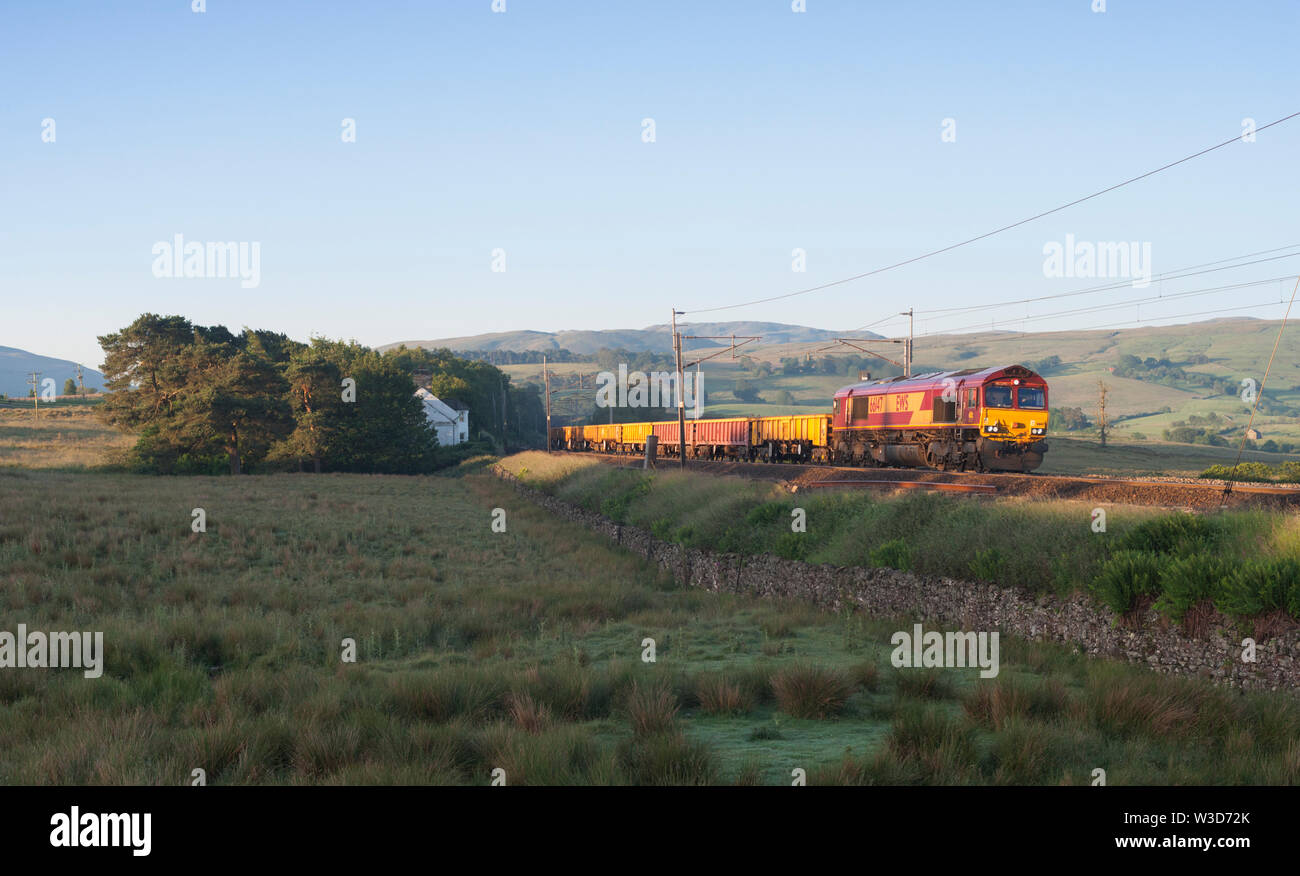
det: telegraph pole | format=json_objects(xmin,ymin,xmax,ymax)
[
  {"xmin": 901, "ymin": 308, "xmax": 914, "ymax": 377},
  {"xmin": 75, "ymin": 363, "xmax": 84, "ymax": 396},
  {"xmin": 1097, "ymin": 380, "xmax": 1110, "ymax": 449},
  {"xmin": 501, "ymin": 375, "xmax": 509, "ymax": 453},
  {"xmin": 543, "ymin": 355, "xmax": 552, "ymax": 449},
  {"xmin": 27, "ymin": 371, "xmax": 41, "ymax": 421},
  {"xmin": 672, "ymin": 308, "xmax": 687, "ymax": 469}
]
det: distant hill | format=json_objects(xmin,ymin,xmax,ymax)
[
  {"xmin": 0, "ymin": 347, "xmax": 105, "ymax": 398},
  {"xmin": 381, "ymin": 321, "xmax": 864, "ymax": 356}
]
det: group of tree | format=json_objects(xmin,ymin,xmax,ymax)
[
  {"xmin": 384, "ymin": 344, "xmax": 545, "ymax": 448},
  {"xmin": 1114, "ymin": 354, "xmax": 1241, "ymax": 397},
  {"xmin": 1049, "ymin": 406, "xmax": 1091, "ymax": 431},
  {"xmin": 455, "ymin": 348, "xmax": 588, "ymax": 365},
  {"xmin": 99, "ymin": 315, "xmax": 540, "ymax": 475},
  {"xmin": 591, "ymin": 348, "xmax": 676, "ymax": 374},
  {"xmin": 1025, "ymin": 355, "xmax": 1064, "ymax": 376}
]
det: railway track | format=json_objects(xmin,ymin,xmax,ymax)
[{"xmin": 572, "ymin": 453, "xmax": 1300, "ymax": 510}]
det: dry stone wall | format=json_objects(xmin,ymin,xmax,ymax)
[{"xmin": 495, "ymin": 467, "xmax": 1300, "ymax": 692}]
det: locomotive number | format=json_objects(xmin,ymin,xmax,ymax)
[{"xmin": 867, "ymin": 393, "xmax": 911, "ymax": 414}]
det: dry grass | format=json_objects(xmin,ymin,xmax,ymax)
[
  {"xmin": 625, "ymin": 681, "xmax": 680, "ymax": 736},
  {"xmin": 771, "ymin": 663, "xmax": 854, "ymax": 719},
  {"xmin": 0, "ymin": 407, "xmax": 131, "ymax": 470},
  {"xmin": 694, "ymin": 674, "xmax": 753, "ymax": 716}
]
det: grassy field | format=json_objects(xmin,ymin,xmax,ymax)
[
  {"xmin": 1039, "ymin": 435, "xmax": 1292, "ymax": 477},
  {"xmin": 5, "ymin": 397, "xmax": 1300, "ymax": 785},
  {"xmin": 5, "ymin": 462, "xmax": 1300, "ymax": 784},
  {"xmin": 0, "ymin": 407, "xmax": 132, "ymax": 470}
]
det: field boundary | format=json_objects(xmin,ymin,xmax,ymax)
[{"xmin": 492, "ymin": 465, "xmax": 1300, "ymax": 693}]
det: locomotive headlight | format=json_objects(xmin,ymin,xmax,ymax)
[
  {"xmin": 984, "ymin": 424, "xmax": 999, "ymax": 433},
  {"xmin": 1030, "ymin": 427, "xmax": 1045, "ymax": 435}
]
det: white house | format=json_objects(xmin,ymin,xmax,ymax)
[{"xmin": 415, "ymin": 387, "xmax": 469, "ymax": 446}]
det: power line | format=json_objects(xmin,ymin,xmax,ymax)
[
  {"xmin": 843, "ymin": 243, "xmax": 1300, "ymax": 336},
  {"xmin": 687, "ymin": 111, "xmax": 1300, "ymax": 316},
  {"xmin": 918, "ymin": 298, "xmax": 1295, "ymax": 346},
  {"xmin": 917, "ymin": 274, "xmax": 1299, "ymax": 337},
  {"xmin": 914, "ymin": 248, "xmax": 1300, "ymax": 320}
]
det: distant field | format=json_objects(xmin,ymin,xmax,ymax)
[
  {"xmin": 1039, "ymin": 436, "xmax": 1298, "ymax": 477},
  {"xmin": 0, "ymin": 406, "xmax": 130, "ymax": 470}
]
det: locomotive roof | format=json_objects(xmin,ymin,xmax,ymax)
[{"xmin": 833, "ymin": 364, "xmax": 1041, "ymax": 397}]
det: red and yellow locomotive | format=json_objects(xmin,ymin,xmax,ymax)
[{"xmin": 830, "ymin": 364, "xmax": 1049, "ymax": 472}]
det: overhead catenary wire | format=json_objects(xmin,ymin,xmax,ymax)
[
  {"xmin": 841, "ymin": 242, "xmax": 1300, "ymax": 336},
  {"xmin": 685, "ymin": 112, "xmax": 1300, "ymax": 316},
  {"xmin": 1225, "ymin": 276, "xmax": 1300, "ymax": 493},
  {"xmin": 912, "ymin": 274, "xmax": 1299, "ymax": 337},
  {"xmin": 914, "ymin": 297, "xmax": 1296, "ymax": 348}
]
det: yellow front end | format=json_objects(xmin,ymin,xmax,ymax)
[{"xmin": 980, "ymin": 408, "xmax": 1049, "ymax": 443}]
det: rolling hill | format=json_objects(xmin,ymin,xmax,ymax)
[
  {"xmin": 381, "ymin": 321, "xmax": 862, "ymax": 355},
  {"xmin": 0, "ymin": 347, "xmax": 104, "ymax": 399}
]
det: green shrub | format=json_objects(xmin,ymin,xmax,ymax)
[
  {"xmin": 1092, "ymin": 550, "xmax": 1164, "ymax": 614},
  {"xmin": 869, "ymin": 538, "xmax": 912, "ymax": 571},
  {"xmin": 1153, "ymin": 554, "xmax": 1233, "ymax": 622},
  {"xmin": 969, "ymin": 547, "xmax": 1004, "ymax": 582},
  {"xmin": 772, "ymin": 531, "xmax": 810, "ymax": 561},
  {"xmin": 1200, "ymin": 462, "xmax": 1275, "ymax": 482},
  {"xmin": 1218, "ymin": 558, "xmax": 1300, "ymax": 619},
  {"xmin": 599, "ymin": 475, "xmax": 652, "ymax": 523},
  {"xmin": 1119, "ymin": 514, "xmax": 1218, "ymax": 556},
  {"xmin": 746, "ymin": 502, "xmax": 794, "ymax": 526}
]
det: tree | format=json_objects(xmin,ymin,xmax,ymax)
[
  {"xmin": 63, "ymin": 378, "xmax": 77, "ymax": 396},
  {"xmin": 177, "ymin": 344, "xmax": 292, "ymax": 475},
  {"xmin": 292, "ymin": 340, "xmax": 437, "ymax": 473},
  {"xmin": 733, "ymin": 379, "xmax": 760, "ymax": 403},
  {"xmin": 279, "ymin": 348, "xmax": 346, "ymax": 473},
  {"xmin": 99, "ymin": 315, "xmax": 440, "ymax": 474},
  {"xmin": 98, "ymin": 313, "xmax": 202, "ymax": 430}
]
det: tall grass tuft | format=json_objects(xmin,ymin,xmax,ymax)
[
  {"xmin": 624, "ymin": 680, "xmax": 680, "ymax": 736},
  {"xmin": 771, "ymin": 663, "xmax": 854, "ymax": 718}
]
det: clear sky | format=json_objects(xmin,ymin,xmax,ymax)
[{"xmin": 3, "ymin": 0, "xmax": 1298, "ymax": 370}]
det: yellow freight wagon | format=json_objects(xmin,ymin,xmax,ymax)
[
  {"xmin": 749, "ymin": 414, "xmax": 831, "ymax": 462},
  {"xmin": 620, "ymin": 421, "xmax": 655, "ymax": 448},
  {"xmin": 582, "ymin": 423, "xmax": 622, "ymax": 449}
]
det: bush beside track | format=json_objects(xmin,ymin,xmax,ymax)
[{"xmin": 502, "ymin": 452, "xmax": 1300, "ymax": 632}]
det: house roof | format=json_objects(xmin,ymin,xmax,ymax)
[{"xmin": 414, "ymin": 388, "xmax": 461, "ymax": 424}]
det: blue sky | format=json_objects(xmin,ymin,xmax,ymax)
[{"xmin": 3, "ymin": 0, "xmax": 1298, "ymax": 369}]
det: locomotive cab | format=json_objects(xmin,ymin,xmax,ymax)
[{"xmin": 976, "ymin": 367, "xmax": 1049, "ymax": 471}]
